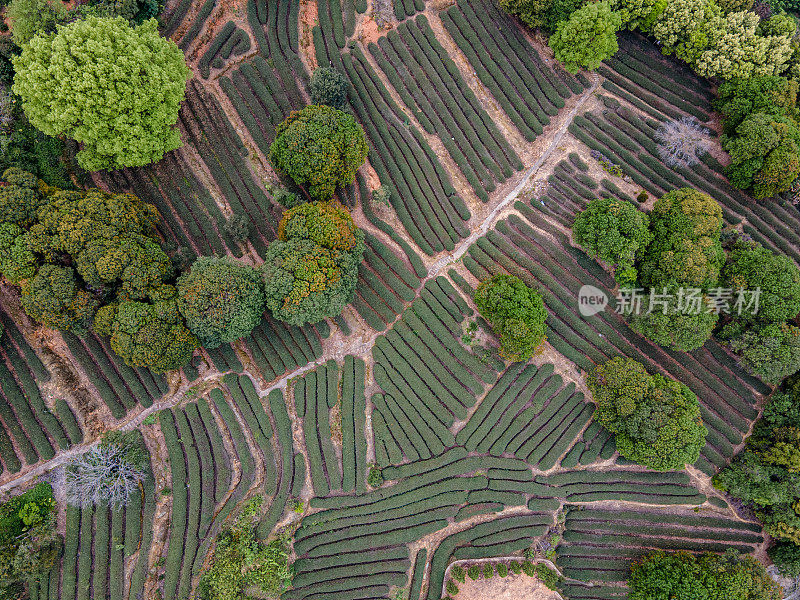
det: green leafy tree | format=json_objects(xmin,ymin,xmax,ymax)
[
  {"xmin": 0, "ymin": 222, "xmax": 36, "ymax": 283},
  {"xmin": 0, "ymin": 167, "xmax": 44, "ymax": 227},
  {"xmin": 498, "ymin": 0, "xmax": 551, "ymax": 29},
  {"xmin": 12, "ymin": 16, "xmax": 190, "ymax": 171},
  {"xmin": 716, "ymin": 385, "xmax": 800, "ymax": 544},
  {"xmin": 278, "ymin": 200, "xmax": 365, "ymax": 254},
  {"xmin": 729, "ymin": 323, "xmax": 800, "ymax": 384},
  {"xmin": 723, "ymin": 241, "xmax": 800, "ymax": 325},
  {"xmin": 549, "ymin": 1, "xmax": 622, "ymax": 73},
  {"xmin": 628, "ymin": 550, "xmax": 780, "ymax": 600},
  {"xmin": 20, "ymin": 265, "xmax": 99, "ymax": 334},
  {"xmin": 612, "ymin": 0, "xmax": 667, "ymax": 31},
  {"xmin": 310, "ymin": 67, "xmax": 349, "ymax": 110},
  {"xmin": 587, "ymin": 357, "xmax": 707, "ymax": 470},
  {"xmin": 723, "ymin": 112, "xmax": 800, "ymax": 199},
  {"xmin": 6, "ymin": 0, "xmax": 69, "ymax": 46},
  {"xmin": 769, "ymin": 542, "xmax": 800, "ymax": 578},
  {"xmin": 95, "ymin": 295, "xmax": 197, "ymax": 373},
  {"xmin": 474, "ymin": 274, "xmax": 548, "ymax": 362},
  {"xmin": 268, "ymin": 105, "xmax": 368, "ymax": 201},
  {"xmin": 177, "ymin": 257, "xmax": 265, "ymax": 349},
  {"xmin": 261, "ymin": 239, "xmax": 358, "ymax": 326},
  {"xmin": 542, "ymin": 0, "xmax": 586, "ymax": 32},
  {"xmin": 652, "ymin": 0, "xmax": 719, "ymax": 66},
  {"xmin": 715, "ymin": 76, "xmax": 799, "ymax": 135},
  {"xmin": 572, "ymin": 197, "xmax": 652, "ymax": 285},
  {"xmin": 638, "ymin": 188, "xmax": 724, "ymax": 290},
  {"xmin": 630, "ymin": 291, "xmax": 718, "ymax": 351}
]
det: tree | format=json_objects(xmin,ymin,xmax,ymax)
[
  {"xmin": 6, "ymin": 0, "xmax": 69, "ymax": 46},
  {"xmin": 0, "ymin": 222, "xmax": 36, "ymax": 283},
  {"xmin": 0, "ymin": 167, "xmax": 44, "ymax": 227},
  {"xmin": 571, "ymin": 197, "xmax": 652, "ymax": 285},
  {"xmin": 715, "ymin": 76, "xmax": 798, "ymax": 135},
  {"xmin": 498, "ymin": 0, "xmax": 551, "ymax": 30},
  {"xmin": 612, "ymin": 0, "xmax": 667, "ymax": 31},
  {"xmin": 628, "ymin": 550, "xmax": 780, "ymax": 600},
  {"xmin": 12, "ymin": 16, "xmax": 190, "ymax": 171},
  {"xmin": 716, "ymin": 387, "xmax": 800, "ymax": 544},
  {"xmin": 310, "ymin": 67, "xmax": 349, "ymax": 110},
  {"xmin": 587, "ymin": 357, "xmax": 707, "ymax": 470},
  {"xmin": 769, "ymin": 542, "xmax": 800, "ymax": 578},
  {"xmin": 177, "ymin": 257, "xmax": 265, "ymax": 349},
  {"xmin": 278, "ymin": 200, "xmax": 365, "ymax": 254},
  {"xmin": 268, "ymin": 104, "xmax": 368, "ymax": 201},
  {"xmin": 638, "ymin": 188, "xmax": 724, "ymax": 290},
  {"xmin": 723, "ymin": 241, "xmax": 800, "ymax": 325},
  {"xmin": 655, "ymin": 116, "xmax": 713, "ymax": 167},
  {"xmin": 0, "ymin": 483, "xmax": 59, "ymax": 599},
  {"xmin": 729, "ymin": 323, "xmax": 800, "ymax": 384},
  {"xmin": 629, "ymin": 291, "xmax": 718, "ymax": 351},
  {"xmin": 652, "ymin": 0, "xmax": 718, "ymax": 66},
  {"xmin": 548, "ymin": 1, "xmax": 622, "ymax": 73},
  {"xmin": 542, "ymin": 0, "xmax": 587, "ymax": 32},
  {"xmin": 95, "ymin": 296, "xmax": 198, "ymax": 373},
  {"xmin": 474, "ymin": 274, "xmax": 548, "ymax": 361},
  {"xmin": 261, "ymin": 239, "xmax": 358, "ymax": 326},
  {"xmin": 64, "ymin": 430, "xmax": 149, "ymax": 508},
  {"xmin": 20, "ymin": 265, "xmax": 99, "ymax": 334}
]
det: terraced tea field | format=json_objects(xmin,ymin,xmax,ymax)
[{"xmin": 3, "ymin": 1, "xmax": 796, "ymax": 600}]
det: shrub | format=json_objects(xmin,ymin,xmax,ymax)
[
  {"xmin": 535, "ymin": 563, "xmax": 560, "ymax": 590},
  {"xmin": 222, "ymin": 214, "xmax": 251, "ymax": 244},
  {"xmin": 451, "ymin": 565, "xmax": 466, "ymax": 583},
  {"xmin": 498, "ymin": 0, "xmax": 549, "ymax": 29},
  {"xmin": 266, "ymin": 182, "xmax": 304, "ymax": 209},
  {"xmin": 64, "ymin": 430, "xmax": 149, "ymax": 508},
  {"xmin": 655, "ymin": 116, "xmax": 713, "ymax": 167},
  {"xmin": 482, "ymin": 564, "xmax": 494, "ymax": 579},
  {"xmin": 521, "ymin": 561, "xmax": 535, "ymax": 576},
  {"xmin": 367, "ymin": 465, "xmax": 383, "ymax": 487},
  {"xmin": 587, "ymin": 357, "xmax": 708, "ymax": 470},
  {"xmin": 12, "ymin": 16, "xmax": 189, "ymax": 171},
  {"xmin": 628, "ymin": 550, "xmax": 780, "ymax": 600},
  {"xmin": 638, "ymin": 188, "xmax": 724, "ymax": 290},
  {"xmin": 310, "ymin": 67, "xmax": 349, "ymax": 110},
  {"xmin": 572, "ymin": 197, "xmax": 651, "ymax": 285},
  {"xmin": 269, "ymin": 105, "xmax": 368, "ymax": 201},
  {"xmin": 177, "ymin": 257, "xmax": 265, "ymax": 348},
  {"xmin": 446, "ymin": 580, "xmax": 459, "ymax": 595},
  {"xmin": 497, "ymin": 563, "xmax": 508, "ymax": 577},
  {"xmin": 468, "ymin": 565, "xmax": 481, "ymax": 580},
  {"xmin": 729, "ymin": 323, "xmax": 800, "ymax": 384},
  {"xmin": 510, "ymin": 561, "xmax": 522, "ymax": 574},
  {"xmin": 549, "ymin": 1, "xmax": 622, "ymax": 73}
]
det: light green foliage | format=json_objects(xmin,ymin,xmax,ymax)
[
  {"xmin": 612, "ymin": 0, "xmax": 667, "ymax": 31},
  {"xmin": 474, "ymin": 274, "xmax": 548, "ymax": 362},
  {"xmin": 716, "ymin": 385, "xmax": 800, "ymax": 543},
  {"xmin": 199, "ymin": 497, "xmax": 293, "ymax": 600},
  {"xmin": 6, "ymin": 0, "xmax": 69, "ymax": 46},
  {"xmin": 21, "ymin": 265, "xmax": 100, "ymax": 334},
  {"xmin": 587, "ymin": 357, "xmax": 707, "ymax": 470},
  {"xmin": 177, "ymin": 257, "xmax": 265, "ymax": 349},
  {"xmin": 548, "ymin": 1, "xmax": 622, "ymax": 73},
  {"xmin": 0, "ymin": 222, "xmax": 36, "ymax": 283},
  {"xmin": 638, "ymin": 188, "xmax": 724, "ymax": 289},
  {"xmin": 723, "ymin": 241, "xmax": 800, "ymax": 325},
  {"xmin": 12, "ymin": 16, "xmax": 190, "ymax": 171},
  {"xmin": 628, "ymin": 550, "xmax": 780, "ymax": 600},
  {"xmin": 310, "ymin": 67, "xmax": 349, "ymax": 111},
  {"xmin": 716, "ymin": 0, "xmax": 753, "ymax": 11},
  {"xmin": 98, "ymin": 296, "xmax": 198, "ymax": 373},
  {"xmin": 630, "ymin": 291, "xmax": 718, "ymax": 351},
  {"xmin": 498, "ymin": 0, "xmax": 550, "ymax": 29},
  {"xmin": 0, "ymin": 483, "xmax": 59, "ymax": 599},
  {"xmin": 263, "ymin": 202, "xmax": 365, "ymax": 326},
  {"xmin": 723, "ymin": 112, "xmax": 800, "ymax": 199},
  {"xmin": 729, "ymin": 323, "xmax": 800, "ymax": 384},
  {"xmin": 269, "ymin": 105, "xmax": 368, "ymax": 201},
  {"xmin": 572, "ymin": 197, "xmax": 652, "ymax": 285},
  {"xmin": 0, "ymin": 167, "xmax": 44, "ymax": 227},
  {"xmin": 652, "ymin": 0, "xmax": 720, "ymax": 65}
]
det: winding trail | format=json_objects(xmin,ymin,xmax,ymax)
[{"xmin": 0, "ymin": 75, "xmax": 599, "ymax": 497}]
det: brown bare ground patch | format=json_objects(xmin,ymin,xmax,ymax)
[
  {"xmin": 454, "ymin": 573, "xmax": 561, "ymax": 600},
  {"xmin": 300, "ymin": 0, "xmax": 320, "ymax": 71}
]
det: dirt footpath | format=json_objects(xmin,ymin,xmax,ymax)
[{"xmin": 455, "ymin": 574, "xmax": 562, "ymax": 600}]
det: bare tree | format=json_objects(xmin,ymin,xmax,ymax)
[
  {"xmin": 64, "ymin": 445, "xmax": 146, "ymax": 509},
  {"xmin": 656, "ymin": 116, "xmax": 713, "ymax": 167}
]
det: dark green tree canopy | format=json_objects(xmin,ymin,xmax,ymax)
[
  {"xmin": 177, "ymin": 257, "xmax": 265, "ymax": 349},
  {"xmin": 572, "ymin": 197, "xmax": 652, "ymax": 285},
  {"xmin": 310, "ymin": 67, "xmax": 349, "ymax": 111},
  {"xmin": 20, "ymin": 265, "xmax": 99, "ymax": 334},
  {"xmin": 474, "ymin": 274, "xmax": 548, "ymax": 362},
  {"xmin": 729, "ymin": 323, "xmax": 800, "ymax": 384},
  {"xmin": 638, "ymin": 188, "xmax": 724, "ymax": 289},
  {"xmin": 630, "ymin": 290, "xmax": 718, "ymax": 352},
  {"xmin": 723, "ymin": 241, "xmax": 800, "ymax": 325},
  {"xmin": 628, "ymin": 550, "xmax": 780, "ymax": 600},
  {"xmin": 715, "ymin": 75, "xmax": 799, "ymax": 135},
  {"xmin": 269, "ymin": 105, "xmax": 368, "ymax": 202},
  {"xmin": 278, "ymin": 200, "xmax": 365, "ymax": 254},
  {"xmin": 587, "ymin": 357, "xmax": 707, "ymax": 470}
]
